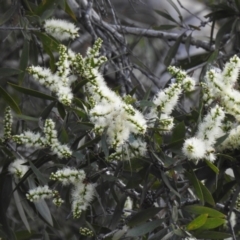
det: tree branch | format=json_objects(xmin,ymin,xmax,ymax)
[{"xmin": 111, "ymin": 25, "xmax": 215, "ymax": 52}]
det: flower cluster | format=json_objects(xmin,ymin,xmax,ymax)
[
  {"xmin": 3, "ymin": 106, "xmax": 12, "ymax": 140},
  {"xmin": 26, "ymin": 185, "xmax": 64, "ymax": 207},
  {"xmin": 50, "ymin": 168, "xmax": 86, "ymax": 185},
  {"xmin": 27, "ymin": 44, "xmax": 76, "ymax": 106},
  {"xmin": 70, "ymin": 38, "xmax": 147, "ymax": 158},
  {"xmin": 49, "ymin": 167, "xmax": 95, "ymax": 219},
  {"xmin": 44, "ymin": 19, "xmax": 79, "ymax": 41},
  {"xmin": 202, "ymin": 55, "xmax": 240, "ymax": 119},
  {"xmin": 8, "ymin": 158, "xmax": 29, "ymax": 179},
  {"xmin": 79, "ymin": 227, "xmax": 94, "ymax": 237},
  {"xmin": 147, "ymin": 66, "xmax": 196, "ymax": 132},
  {"xmin": 182, "ymin": 105, "xmax": 225, "ymax": 162},
  {"xmin": 182, "ymin": 55, "xmax": 240, "ymax": 163},
  {"xmin": 12, "ymin": 119, "xmax": 72, "ymax": 159}
]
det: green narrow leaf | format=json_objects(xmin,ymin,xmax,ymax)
[
  {"xmin": 28, "ymin": 179, "xmax": 53, "ymax": 226},
  {"xmin": 164, "ymin": 33, "xmax": 184, "ymax": 66},
  {"xmin": 28, "ymin": 160, "xmax": 48, "ymax": 185},
  {"xmin": 199, "ymin": 218, "xmax": 226, "ymax": 230},
  {"xmin": 77, "ymin": 136, "xmax": 101, "ymax": 151},
  {"xmin": 160, "ymin": 170, "xmax": 180, "ymax": 198},
  {"xmin": 207, "ymin": 50, "xmax": 218, "ymax": 63},
  {"xmin": 171, "ymin": 121, "xmax": 185, "ymax": 142},
  {"xmin": 0, "ymin": 86, "xmax": 21, "ymax": 114},
  {"xmin": 153, "ymin": 25, "xmax": 177, "ymax": 30},
  {"xmin": 101, "ymin": 132, "xmax": 109, "ymax": 158},
  {"xmin": 18, "ymin": 39, "xmax": 29, "ymax": 84},
  {"xmin": 0, "ymin": 68, "xmax": 22, "ymax": 78},
  {"xmin": 195, "ymin": 231, "xmax": 231, "ymax": 239},
  {"xmin": 155, "ymin": 10, "xmax": 178, "ymax": 24},
  {"xmin": 57, "ymin": 102, "xmax": 66, "ymax": 119},
  {"xmin": 0, "ymin": 5, "xmax": 17, "ymax": 25},
  {"xmin": 215, "ymin": 18, "xmax": 235, "ymax": 49},
  {"xmin": 187, "ymin": 214, "xmax": 208, "ymax": 230},
  {"xmin": 41, "ymin": 101, "xmax": 57, "ymax": 119},
  {"xmin": 42, "ymin": 44, "xmax": 55, "ymax": 72},
  {"xmin": 34, "ymin": 32, "xmax": 59, "ymax": 52},
  {"xmin": 185, "ymin": 171, "xmax": 204, "ymax": 205},
  {"xmin": 128, "ymin": 207, "xmax": 161, "ymax": 227},
  {"xmin": 235, "ymin": 0, "xmax": 240, "ymax": 11},
  {"xmin": 64, "ymin": 0, "xmax": 77, "ymax": 22},
  {"xmin": 199, "ymin": 181, "xmax": 215, "ymax": 206},
  {"xmin": 168, "ymin": 0, "xmax": 182, "ymax": 21},
  {"xmin": 183, "ymin": 205, "xmax": 226, "ymax": 218},
  {"xmin": 12, "ymin": 182, "xmax": 31, "ymax": 232},
  {"xmin": 205, "ymin": 159, "xmax": 219, "ymax": 174},
  {"xmin": 185, "ymin": 33, "xmax": 192, "ymax": 61},
  {"xmin": 8, "ymin": 82, "xmax": 56, "ymax": 101},
  {"xmin": 126, "ymin": 219, "xmax": 163, "ymax": 237},
  {"xmin": 109, "ymin": 195, "xmax": 126, "ymax": 229}
]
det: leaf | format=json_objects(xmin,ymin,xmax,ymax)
[
  {"xmin": 171, "ymin": 121, "xmax": 185, "ymax": 142},
  {"xmin": 205, "ymin": 159, "xmax": 219, "ymax": 174},
  {"xmin": 8, "ymin": 82, "xmax": 56, "ymax": 100},
  {"xmin": 153, "ymin": 25, "xmax": 177, "ymax": 30},
  {"xmin": 12, "ymin": 182, "xmax": 31, "ymax": 232},
  {"xmin": 77, "ymin": 136, "xmax": 101, "ymax": 151},
  {"xmin": 149, "ymin": 228, "xmax": 168, "ymax": 240},
  {"xmin": 185, "ymin": 171, "xmax": 204, "ymax": 205},
  {"xmin": 215, "ymin": 18, "xmax": 235, "ymax": 49},
  {"xmin": 160, "ymin": 170, "xmax": 180, "ymax": 198},
  {"xmin": 34, "ymin": 32, "xmax": 59, "ymax": 52},
  {"xmin": 0, "ymin": 5, "xmax": 17, "ymax": 25},
  {"xmin": 18, "ymin": 39, "xmax": 29, "ymax": 84},
  {"xmin": 101, "ymin": 132, "xmax": 109, "ymax": 158},
  {"xmin": 57, "ymin": 102, "xmax": 66, "ymax": 119},
  {"xmin": 28, "ymin": 160, "xmax": 48, "ymax": 185},
  {"xmin": 195, "ymin": 231, "xmax": 231, "ymax": 239},
  {"xmin": 64, "ymin": 0, "xmax": 77, "ymax": 22},
  {"xmin": 183, "ymin": 205, "xmax": 226, "ymax": 218},
  {"xmin": 41, "ymin": 101, "xmax": 57, "ymax": 119},
  {"xmin": 185, "ymin": 33, "xmax": 192, "ymax": 61},
  {"xmin": 139, "ymin": 100, "xmax": 156, "ymax": 108},
  {"xmin": 164, "ymin": 33, "xmax": 184, "ymax": 66},
  {"xmin": 235, "ymin": 0, "xmax": 240, "ymax": 11},
  {"xmin": 155, "ymin": 10, "xmax": 178, "ymax": 24},
  {"xmin": 187, "ymin": 214, "xmax": 208, "ymax": 230},
  {"xmin": 34, "ymin": 0, "xmax": 57, "ymax": 16},
  {"xmin": 109, "ymin": 195, "xmax": 126, "ymax": 229},
  {"xmin": 199, "ymin": 181, "xmax": 215, "ymax": 206},
  {"xmin": 207, "ymin": 50, "xmax": 218, "ymax": 63},
  {"xmin": 128, "ymin": 207, "xmax": 161, "ymax": 227},
  {"xmin": 199, "ymin": 218, "xmax": 226, "ymax": 230},
  {"xmin": 0, "ymin": 68, "xmax": 22, "ymax": 78},
  {"xmin": 28, "ymin": 180, "xmax": 53, "ymax": 226},
  {"xmin": 126, "ymin": 219, "xmax": 163, "ymax": 237},
  {"xmin": 0, "ymin": 86, "xmax": 21, "ymax": 114}
]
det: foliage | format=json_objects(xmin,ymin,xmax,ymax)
[{"xmin": 1, "ymin": 0, "xmax": 240, "ymax": 240}]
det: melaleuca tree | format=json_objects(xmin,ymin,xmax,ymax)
[{"xmin": 1, "ymin": 1, "xmax": 240, "ymax": 240}]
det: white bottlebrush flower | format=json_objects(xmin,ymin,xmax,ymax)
[
  {"xmin": 152, "ymin": 83, "xmax": 182, "ymax": 115},
  {"xmin": 12, "ymin": 131, "xmax": 46, "ymax": 148},
  {"xmin": 182, "ymin": 137, "xmax": 206, "ymax": 161},
  {"xmin": 8, "ymin": 159, "xmax": 29, "ymax": 179},
  {"xmin": 222, "ymin": 55, "xmax": 240, "ymax": 87},
  {"xmin": 220, "ymin": 125, "xmax": 240, "ymax": 150},
  {"xmin": 3, "ymin": 106, "xmax": 13, "ymax": 139},
  {"xmin": 182, "ymin": 76, "xmax": 196, "ymax": 92},
  {"xmin": 124, "ymin": 197, "xmax": 133, "ymax": 216},
  {"xmin": 168, "ymin": 66, "xmax": 187, "ymax": 83},
  {"xmin": 196, "ymin": 105, "xmax": 225, "ymax": 147},
  {"xmin": 44, "ymin": 19, "xmax": 79, "ymax": 41},
  {"xmin": 50, "ymin": 168, "xmax": 86, "ymax": 185},
  {"xmin": 71, "ymin": 182, "xmax": 95, "ymax": 218},
  {"xmin": 26, "ymin": 185, "xmax": 53, "ymax": 202}
]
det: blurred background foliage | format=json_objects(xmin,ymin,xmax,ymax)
[{"xmin": 0, "ymin": 0, "xmax": 240, "ymax": 239}]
